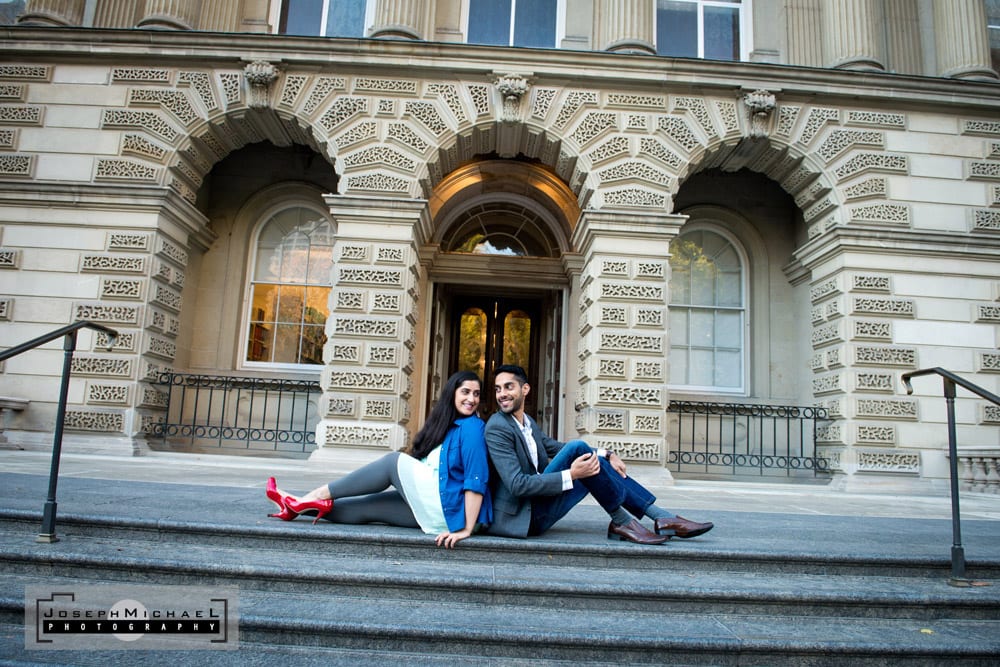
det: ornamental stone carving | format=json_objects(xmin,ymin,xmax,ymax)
[
  {"xmin": 743, "ymin": 89, "xmax": 775, "ymax": 138},
  {"xmin": 243, "ymin": 60, "xmax": 279, "ymax": 110},
  {"xmin": 494, "ymin": 73, "xmax": 530, "ymax": 123}
]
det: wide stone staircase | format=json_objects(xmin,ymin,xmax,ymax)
[{"xmin": 1, "ymin": 474, "xmax": 999, "ymax": 667}]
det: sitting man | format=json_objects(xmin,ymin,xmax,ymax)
[{"xmin": 484, "ymin": 364, "xmax": 713, "ymax": 545}]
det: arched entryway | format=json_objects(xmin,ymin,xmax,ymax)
[{"xmin": 424, "ymin": 159, "xmax": 580, "ymax": 430}]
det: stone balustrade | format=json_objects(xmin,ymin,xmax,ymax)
[{"xmin": 953, "ymin": 448, "xmax": 1000, "ymax": 495}]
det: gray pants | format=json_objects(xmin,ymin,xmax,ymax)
[{"xmin": 321, "ymin": 451, "xmax": 419, "ymax": 528}]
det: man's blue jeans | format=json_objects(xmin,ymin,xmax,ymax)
[{"xmin": 528, "ymin": 440, "xmax": 656, "ymax": 536}]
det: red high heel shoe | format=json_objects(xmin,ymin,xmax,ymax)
[
  {"xmin": 266, "ymin": 477, "xmax": 298, "ymax": 521},
  {"xmin": 282, "ymin": 496, "xmax": 333, "ymax": 525}
]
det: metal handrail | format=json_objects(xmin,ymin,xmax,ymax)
[
  {"xmin": 0, "ymin": 321, "xmax": 118, "ymax": 543},
  {"xmin": 901, "ymin": 367, "xmax": 1000, "ymax": 586}
]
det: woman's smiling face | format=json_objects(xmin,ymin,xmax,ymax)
[{"xmin": 454, "ymin": 379, "xmax": 481, "ymax": 416}]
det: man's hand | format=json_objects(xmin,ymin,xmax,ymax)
[
  {"xmin": 569, "ymin": 452, "xmax": 601, "ymax": 480},
  {"xmin": 609, "ymin": 451, "xmax": 627, "ymax": 478}
]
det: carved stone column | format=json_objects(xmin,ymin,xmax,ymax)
[
  {"xmin": 16, "ymin": 0, "xmax": 84, "ymax": 26},
  {"xmin": 821, "ymin": 0, "xmax": 885, "ymax": 71},
  {"xmin": 136, "ymin": 0, "xmax": 202, "ymax": 30},
  {"xmin": 593, "ymin": 0, "xmax": 655, "ymax": 54},
  {"xmin": 934, "ymin": 0, "xmax": 999, "ymax": 81},
  {"xmin": 312, "ymin": 196, "xmax": 430, "ymax": 461},
  {"xmin": 571, "ymin": 209, "xmax": 684, "ymax": 476},
  {"xmin": 370, "ymin": 0, "xmax": 427, "ymax": 39}
]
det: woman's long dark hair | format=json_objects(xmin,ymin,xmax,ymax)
[{"xmin": 409, "ymin": 370, "xmax": 481, "ymax": 460}]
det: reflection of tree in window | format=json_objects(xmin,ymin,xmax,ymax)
[
  {"xmin": 247, "ymin": 207, "xmax": 333, "ymax": 366},
  {"xmin": 458, "ymin": 308, "xmax": 488, "ymax": 377},
  {"xmin": 669, "ymin": 229, "xmax": 744, "ymax": 391},
  {"xmin": 503, "ymin": 310, "xmax": 531, "ymax": 372}
]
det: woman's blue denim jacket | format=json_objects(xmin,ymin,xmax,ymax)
[{"xmin": 438, "ymin": 414, "xmax": 493, "ymax": 531}]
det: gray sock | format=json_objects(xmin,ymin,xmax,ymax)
[
  {"xmin": 644, "ymin": 505, "xmax": 676, "ymax": 521},
  {"xmin": 609, "ymin": 507, "xmax": 633, "ymax": 526}
]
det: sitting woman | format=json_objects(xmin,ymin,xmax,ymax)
[{"xmin": 267, "ymin": 370, "xmax": 492, "ymax": 548}]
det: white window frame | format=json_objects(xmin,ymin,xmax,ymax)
[
  {"xmin": 239, "ymin": 200, "xmax": 334, "ymax": 373},
  {"xmin": 463, "ymin": 0, "xmax": 567, "ymax": 48},
  {"xmin": 654, "ymin": 0, "xmax": 753, "ymax": 62},
  {"xmin": 274, "ymin": 0, "xmax": 376, "ymax": 38},
  {"xmin": 667, "ymin": 222, "xmax": 750, "ymax": 396}
]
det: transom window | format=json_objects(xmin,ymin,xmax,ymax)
[
  {"xmin": 467, "ymin": 0, "xmax": 561, "ymax": 48},
  {"xmin": 245, "ymin": 206, "xmax": 334, "ymax": 368},
  {"xmin": 279, "ymin": 0, "xmax": 372, "ymax": 37},
  {"xmin": 668, "ymin": 228, "xmax": 746, "ymax": 393},
  {"xmin": 444, "ymin": 202, "xmax": 558, "ymax": 257},
  {"xmin": 655, "ymin": 0, "xmax": 748, "ymax": 61}
]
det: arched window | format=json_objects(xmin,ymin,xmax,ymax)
[
  {"xmin": 244, "ymin": 206, "xmax": 334, "ymax": 368},
  {"xmin": 668, "ymin": 227, "xmax": 747, "ymax": 393}
]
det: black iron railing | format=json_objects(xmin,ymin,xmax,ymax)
[
  {"xmin": 902, "ymin": 367, "xmax": 1000, "ymax": 586},
  {"xmin": 150, "ymin": 372, "xmax": 321, "ymax": 454},
  {"xmin": 667, "ymin": 400, "xmax": 831, "ymax": 477},
  {"xmin": 0, "ymin": 321, "xmax": 119, "ymax": 543}
]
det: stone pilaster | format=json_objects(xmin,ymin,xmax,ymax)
[
  {"xmin": 822, "ymin": 0, "xmax": 885, "ymax": 71},
  {"xmin": 571, "ymin": 209, "xmax": 684, "ymax": 469},
  {"xmin": 93, "ymin": 0, "xmax": 137, "ymax": 28},
  {"xmin": 934, "ymin": 0, "xmax": 999, "ymax": 81},
  {"xmin": 198, "ymin": 0, "xmax": 241, "ymax": 32},
  {"xmin": 17, "ymin": 0, "xmax": 84, "ymax": 26},
  {"xmin": 593, "ymin": 0, "xmax": 654, "ymax": 54},
  {"xmin": 370, "ymin": 0, "xmax": 427, "ymax": 40},
  {"xmin": 312, "ymin": 195, "xmax": 430, "ymax": 461},
  {"xmin": 784, "ymin": 0, "xmax": 824, "ymax": 68},
  {"xmin": 136, "ymin": 0, "xmax": 202, "ymax": 30}
]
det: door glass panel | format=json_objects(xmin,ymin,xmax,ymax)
[
  {"xmin": 458, "ymin": 308, "xmax": 488, "ymax": 378},
  {"xmin": 502, "ymin": 309, "xmax": 532, "ymax": 373}
]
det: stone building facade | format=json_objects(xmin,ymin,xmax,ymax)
[{"xmin": 0, "ymin": 0, "xmax": 998, "ymax": 490}]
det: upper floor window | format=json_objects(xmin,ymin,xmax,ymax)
[
  {"xmin": 0, "ymin": 0, "xmax": 24, "ymax": 25},
  {"xmin": 668, "ymin": 227, "xmax": 747, "ymax": 393},
  {"xmin": 280, "ymin": 0, "xmax": 372, "ymax": 38},
  {"xmin": 655, "ymin": 0, "xmax": 748, "ymax": 61},
  {"xmin": 244, "ymin": 206, "xmax": 334, "ymax": 368},
  {"xmin": 467, "ymin": 0, "xmax": 560, "ymax": 48}
]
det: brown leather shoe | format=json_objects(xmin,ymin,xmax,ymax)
[
  {"xmin": 654, "ymin": 516, "xmax": 713, "ymax": 538},
  {"xmin": 607, "ymin": 519, "xmax": 670, "ymax": 545}
]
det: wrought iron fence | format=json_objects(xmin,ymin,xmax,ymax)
[
  {"xmin": 150, "ymin": 372, "xmax": 321, "ymax": 455},
  {"xmin": 666, "ymin": 400, "xmax": 831, "ymax": 477}
]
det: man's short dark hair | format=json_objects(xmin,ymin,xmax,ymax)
[{"xmin": 494, "ymin": 364, "xmax": 528, "ymax": 385}]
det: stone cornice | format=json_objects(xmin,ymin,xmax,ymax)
[
  {"xmin": 0, "ymin": 181, "xmax": 215, "ymax": 250},
  {"xmin": 792, "ymin": 224, "xmax": 1000, "ymax": 273},
  {"xmin": 1, "ymin": 27, "xmax": 998, "ymax": 113}
]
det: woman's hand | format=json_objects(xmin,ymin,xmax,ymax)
[{"xmin": 436, "ymin": 528, "xmax": 472, "ymax": 548}]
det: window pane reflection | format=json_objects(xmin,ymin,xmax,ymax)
[
  {"xmin": 669, "ymin": 228, "xmax": 745, "ymax": 391},
  {"xmin": 458, "ymin": 308, "xmax": 488, "ymax": 377},
  {"xmin": 246, "ymin": 206, "xmax": 333, "ymax": 366},
  {"xmin": 503, "ymin": 310, "xmax": 531, "ymax": 372}
]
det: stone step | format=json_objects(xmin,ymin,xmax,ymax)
[
  {"xmin": 3, "ymin": 578, "xmax": 1000, "ymax": 666},
  {"xmin": 5, "ymin": 509, "xmax": 998, "ymax": 580},
  {"xmin": 2, "ymin": 521, "xmax": 999, "ymax": 622}
]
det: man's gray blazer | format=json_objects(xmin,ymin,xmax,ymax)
[{"xmin": 483, "ymin": 411, "xmax": 567, "ymax": 538}]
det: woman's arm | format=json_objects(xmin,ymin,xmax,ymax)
[{"xmin": 436, "ymin": 490, "xmax": 483, "ymax": 549}]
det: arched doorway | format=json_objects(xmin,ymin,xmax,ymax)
[{"xmin": 426, "ymin": 160, "xmax": 579, "ymax": 429}]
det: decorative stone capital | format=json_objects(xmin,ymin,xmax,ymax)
[
  {"xmin": 743, "ymin": 89, "xmax": 776, "ymax": 139},
  {"xmin": 243, "ymin": 60, "xmax": 279, "ymax": 109},
  {"xmin": 493, "ymin": 73, "xmax": 531, "ymax": 123}
]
